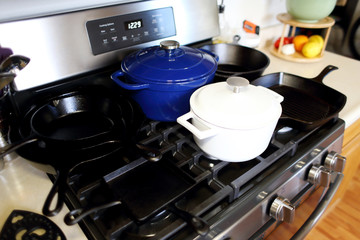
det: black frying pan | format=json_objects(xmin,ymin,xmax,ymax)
[
  {"xmin": 6, "ymin": 91, "xmax": 130, "ymax": 216},
  {"xmin": 200, "ymin": 43, "xmax": 270, "ymax": 81},
  {"xmin": 7, "ymin": 90, "xmax": 161, "ymax": 217},
  {"xmin": 251, "ymin": 65, "xmax": 347, "ymax": 130},
  {"xmin": 0, "ymin": 92, "xmax": 127, "ymax": 158}
]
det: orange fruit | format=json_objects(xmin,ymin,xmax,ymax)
[{"xmin": 293, "ymin": 35, "xmax": 309, "ymax": 52}]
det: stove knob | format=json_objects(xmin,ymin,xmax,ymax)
[
  {"xmin": 308, "ymin": 165, "xmax": 331, "ymax": 188},
  {"xmin": 324, "ymin": 151, "xmax": 346, "ymax": 173},
  {"xmin": 269, "ymin": 196, "xmax": 295, "ymax": 223}
]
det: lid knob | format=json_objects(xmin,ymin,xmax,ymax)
[
  {"xmin": 160, "ymin": 40, "xmax": 180, "ymax": 50},
  {"xmin": 226, "ymin": 77, "xmax": 249, "ymax": 93}
]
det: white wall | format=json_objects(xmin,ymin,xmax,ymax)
[{"xmin": 217, "ymin": 0, "xmax": 287, "ymax": 43}]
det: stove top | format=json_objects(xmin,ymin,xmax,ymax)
[
  {"xmin": 57, "ymin": 116, "xmax": 345, "ymax": 240},
  {"xmin": 6, "ymin": 49, "xmax": 345, "ymax": 240},
  {"xmin": 0, "ymin": 1, "xmax": 347, "ymax": 239}
]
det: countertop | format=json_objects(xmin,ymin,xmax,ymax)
[{"xmin": 1, "ymin": 49, "xmax": 360, "ymax": 239}]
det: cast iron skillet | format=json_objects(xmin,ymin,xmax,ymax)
[
  {"xmin": 0, "ymin": 92, "xmax": 127, "ymax": 157},
  {"xmin": 7, "ymin": 90, "xmax": 161, "ymax": 217},
  {"xmin": 7, "ymin": 91, "xmax": 129, "ymax": 216},
  {"xmin": 200, "ymin": 43, "xmax": 270, "ymax": 81},
  {"xmin": 251, "ymin": 65, "xmax": 347, "ymax": 130}
]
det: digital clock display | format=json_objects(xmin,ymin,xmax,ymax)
[{"xmin": 125, "ymin": 19, "xmax": 143, "ymax": 30}]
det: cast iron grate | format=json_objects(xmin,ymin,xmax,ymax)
[{"xmin": 63, "ymin": 120, "xmax": 321, "ymax": 240}]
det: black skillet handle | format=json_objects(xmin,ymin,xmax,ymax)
[
  {"xmin": 64, "ymin": 201, "xmax": 122, "ymax": 225},
  {"xmin": 0, "ymin": 136, "xmax": 38, "ymax": 159},
  {"xmin": 42, "ymin": 170, "xmax": 67, "ymax": 217},
  {"xmin": 311, "ymin": 65, "xmax": 338, "ymax": 84},
  {"xmin": 43, "ymin": 140, "xmax": 126, "ymax": 217}
]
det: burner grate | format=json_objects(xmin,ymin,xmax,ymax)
[{"xmin": 64, "ymin": 120, "xmax": 325, "ymax": 239}]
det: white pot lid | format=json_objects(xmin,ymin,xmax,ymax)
[{"xmin": 190, "ymin": 77, "xmax": 284, "ymax": 129}]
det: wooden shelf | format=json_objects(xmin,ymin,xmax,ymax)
[
  {"xmin": 271, "ymin": 13, "xmax": 335, "ymax": 63},
  {"xmin": 270, "ymin": 46, "xmax": 323, "ymax": 63},
  {"xmin": 277, "ymin": 13, "xmax": 335, "ymax": 28}
]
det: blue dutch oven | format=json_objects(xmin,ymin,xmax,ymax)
[{"xmin": 111, "ymin": 40, "xmax": 218, "ymax": 122}]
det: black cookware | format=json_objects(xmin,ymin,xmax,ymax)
[
  {"xmin": 251, "ymin": 65, "xmax": 347, "ymax": 130},
  {"xmin": 200, "ymin": 43, "xmax": 270, "ymax": 81},
  {"xmin": 64, "ymin": 158, "xmax": 209, "ymax": 235},
  {"xmin": 0, "ymin": 92, "xmax": 128, "ymax": 159},
  {"xmin": 8, "ymin": 90, "xmax": 160, "ymax": 217}
]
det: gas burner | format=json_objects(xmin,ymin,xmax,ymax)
[
  {"xmin": 123, "ymin": 210, "xmax": 176, "ymax": 239},
  {"xmin": 197, "ymin": 155, "xmax": 223, "ymax": 170}
]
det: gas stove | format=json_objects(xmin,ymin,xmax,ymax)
[
  {"xmin": 56, "ymin": 104, "xmax": 345, "ymax": 240},
  {"xmin": 0, "ymin": 0, "xmax": 346, "ymax": 239}
]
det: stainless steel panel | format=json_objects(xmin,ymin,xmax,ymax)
[
  {"xmin": 0, "ymin": 0, "xmax": 141, "ymax": 23},
  {"xmin": 0, "ymin": 0, "xmax": 219, "ymax": 90},
  {"xmin": 200, "ymin": 131, "xmax": 344, "ymax": 240}
]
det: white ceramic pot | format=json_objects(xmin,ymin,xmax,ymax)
[{"xmin": 177, "ymin": 77, "xmax": 284, "ymax": 162}]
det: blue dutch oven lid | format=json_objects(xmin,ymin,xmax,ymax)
[{"xmin": 121, "ymin": 40, "xmax": 218, "ymax": 83}]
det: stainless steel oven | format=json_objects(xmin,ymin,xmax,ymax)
[{"xmin": 0, "ymin": 0, "xmax": 346, "ymax": 239}]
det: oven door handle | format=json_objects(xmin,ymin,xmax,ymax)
[{"xmin": 290, "ymin": 172, "xmax": 344, "ymax": 240}]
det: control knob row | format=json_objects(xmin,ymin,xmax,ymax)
[{"xmin": 269, "ymin": 151, "xmax": 346, "ymax": 223}]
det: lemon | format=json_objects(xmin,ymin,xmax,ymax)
[
  {"xmin": 308, "ymin": 35, "xmax": 324, "ymax": 49},
  {"xmin": 302, "ymin": 42, "xmax": 321, "ymax": 58}
]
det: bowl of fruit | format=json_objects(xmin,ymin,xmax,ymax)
[
  {"xmin": 272, "ymin": 34, "xmax": 325, "ymax": 61},
  {"xmin": 293, "ymin": 35, "xmax": 324, "ymax": 58}
]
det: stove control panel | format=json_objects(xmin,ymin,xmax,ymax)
[
  {"xmin": 86, "ymin": 7, "xmax": 176, "ymax": 55},
  {"xmin": 307, "ymin": 165, "xmax": 331, "ymax": 188},
  {"xmin": 324, "ymin": 151, "xmax": 346, "ymax": 173},
  {"xmin": 269, "ymin": 196, "xmax": 295, "ymax": 223}
]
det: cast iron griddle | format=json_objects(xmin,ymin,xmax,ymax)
[
  {"xmin": 104, "ymin": 158, "xmax": 197, "ymax": 222},
  {"xmin": 271, "ymin": 85, "xmax": 332, "ymax": 122},
  {"xmin": 251, "ymin": 65, "xmax": 346, "ymax": 130}
]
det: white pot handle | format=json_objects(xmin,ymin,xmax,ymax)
[{"xmin": 177, "ymin": 112, "xmax": 218, "ymax": 140}]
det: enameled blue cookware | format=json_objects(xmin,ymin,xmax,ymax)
[{"xmin": 111, "ymin": 40, "xmax": 218, "ymax": 121}]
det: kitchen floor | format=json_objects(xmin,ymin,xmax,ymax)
[{"xmin": 306, "ymin": 163, "xmax": 360, "ymax": 239}]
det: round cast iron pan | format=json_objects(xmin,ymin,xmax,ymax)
[
  {"xmin": 200, "ymin": 43, "xmax": 270, "ymax": 81},
  {"xmin": 9, "ymin": 90, "xmax": 147, "ymax": 217},
  {"xmin": 0, "ymin": 91, "xmax": 128, "ymax": 158},
  {"xmin": 251, "ymin": 65, "xmax": 347, "ymax": 130}
]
